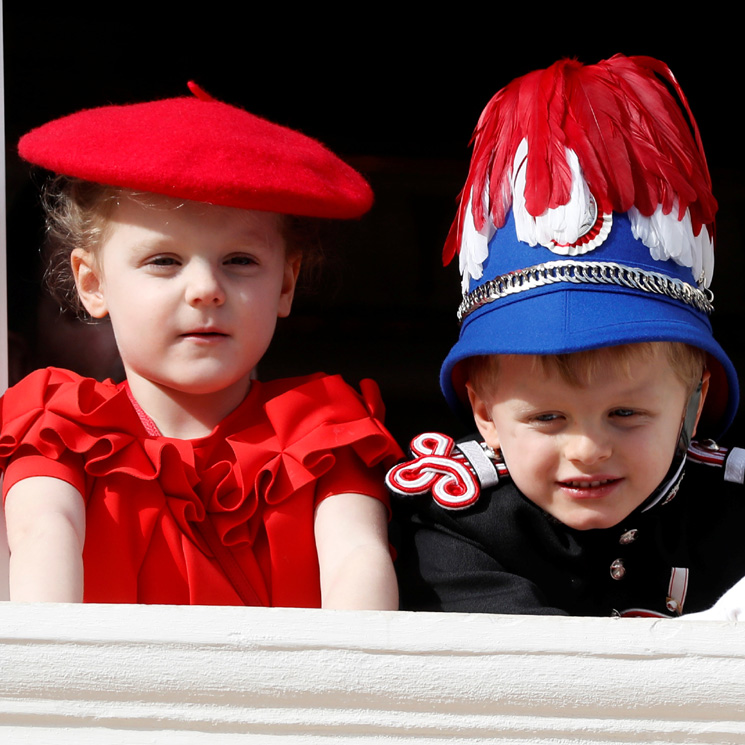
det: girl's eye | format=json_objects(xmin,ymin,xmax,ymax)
[
  {"xmin": 610, "ymin": 409, "xmax": 636, "ymax": 418},
  {"xmin": 149, "ymin": 256, "xmax": 178, "ymax": 266},
  {"xmin": 225, "ymin": 255, "xmax": 256, "ymax": 266}
]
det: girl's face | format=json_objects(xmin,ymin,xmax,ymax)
[{"xmin": 72, "ymin": 196, "xmax": 299, "ymax": 409}]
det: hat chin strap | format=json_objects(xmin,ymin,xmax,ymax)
[{"xmin": 640, "ymin": 380, "xmax": 704, "ymax": 513}]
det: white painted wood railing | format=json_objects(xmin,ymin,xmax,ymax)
[{"xmin": 0, "ymin": 603, "xmax": 743, "ymax": 743}]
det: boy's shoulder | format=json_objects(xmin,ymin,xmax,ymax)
[
  {"xmin": 386, "ymin": 432, "xmax": 506, "ymax": 512},
  {"xmin": 387, "ymin": 431, "xmax": 559, "ymax": 557},
  {"xmin": 686, "ymin": 439, "xmax": 745, "ymax": 484}
]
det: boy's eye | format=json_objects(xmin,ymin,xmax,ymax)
[
  {"xmin": 533, "ymin": 413, "xmax": 562, "ymax": 423},
  {"xmin": 610, "ymin": 409, "xmax": 636, "ymax": 418}
]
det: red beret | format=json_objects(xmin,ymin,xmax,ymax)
[{"xmin": 18, "ymin": 83, "xmax": 373, "ymax": 219}]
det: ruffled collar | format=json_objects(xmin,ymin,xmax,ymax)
[{"xmin": 1, "ymin": 368, "xmax": 400, "ymax": 551}]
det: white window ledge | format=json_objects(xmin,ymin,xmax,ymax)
[{"xmin": 0, "ymin": 603, "xmax": 743, "ymax": 743}]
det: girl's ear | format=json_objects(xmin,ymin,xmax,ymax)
[
  {"xmin": 277, "ymin": 255, "xmax": 302, "ymax": 318},
  {"xmin": 71, "ymin": 249, "xmax": 108, "ymax": 319},
  {"xmin": 466, "ymin": 382, "xmax": 500, "ymax": 450}
]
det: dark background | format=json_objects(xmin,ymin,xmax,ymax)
[{"xmin": 5, "ymin": 10, "xmax": 745, "ymax": 446}]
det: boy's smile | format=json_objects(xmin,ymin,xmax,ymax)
[{"xmin": 469, "ymin": 349, "xmax": 705, "ymax": 530}]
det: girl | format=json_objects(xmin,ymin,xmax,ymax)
[{"xmin": 1, "ymin": 83, "xmax": 402, "ymax": 609}]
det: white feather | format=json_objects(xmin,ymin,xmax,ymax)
[
  {"xmin": 511, "ymin": 140, "xmax": 535, "ymax": 245},
  {"xmin": 459, "ymin": 186, "xmax": 494, "ymax": 293},
  {"xmin": 629, "ymin": 204, "xmax": 713, "ymax": 287},
  {"xmin": 512, "ymin": 143, "xmax": 594, "ymax": 252}
]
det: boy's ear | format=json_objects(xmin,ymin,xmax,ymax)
[
  {"xmin": 71, "ymin": 249, "xmax": 108, "ymax": 319},
  {"xmin": 691, "ymin": 368, "xmax": 711, "ymax": 437},
  {"xmin": 277, "ymin": 255, "xmax": 302, "ymax": 318},
  {"xmin": 466, "ymin": 382, "xmax": 500, "ymax": 450}
]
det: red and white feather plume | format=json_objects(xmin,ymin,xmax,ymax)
[{"xmin": 445, "ymin": 55, "xmax": 717, "ymax": 293}]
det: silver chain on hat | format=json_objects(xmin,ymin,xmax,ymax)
[{"xmin": 458, "ymin": 260, "xmax": 714, "ymax": 322}]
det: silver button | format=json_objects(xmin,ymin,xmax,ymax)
[
  {"xmin": 619, "ymin": 529, "xmax": 638, "ymax": 545},
  {"xmin": 610, "ymin": 559, "xmax": 626, "ymax": 580}
]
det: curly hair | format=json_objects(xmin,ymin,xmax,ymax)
[
  {"xmin": 41, "ymin": 177, "xmax": 122, "ymax": 317},
  {"xmin": 40, "ymin": 177, "xmax": 326, "ymax": 319}
]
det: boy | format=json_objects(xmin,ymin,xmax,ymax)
[{"xmin": 390, "ymin": 55, "xmax": 745, "ymax": 619}]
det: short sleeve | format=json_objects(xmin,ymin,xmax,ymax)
[
  {"xmin": 3, "ymin": 449, "xmax": 86, "ymax": 500},
  {"xmin": 313, "ymin": 446, "xmax": 390, "ymax": 509},
  {"xmin": 0, "ymin": 369, "xmax": 136, "ymax": 503}
]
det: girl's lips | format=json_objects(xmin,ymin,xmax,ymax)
[
  {"xmin": 180, "ymin": 330, "xmax": 229, "ymax": 341},
  {"xmin": 181, "ymin": 328, "xmax": 228, "ymax": 336}
]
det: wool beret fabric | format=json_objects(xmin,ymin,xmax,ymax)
[{"xmin": 18, "ymin": 85, "xmax": 373, "ymax": 219}]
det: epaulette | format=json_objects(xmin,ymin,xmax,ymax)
[
  {"xmin": 687, "ymin": 440, "xmax": 745, "ymax": 484},
  {"xmin": 386, "ymin": 432, "xmax": 508, "ymax": 510}
]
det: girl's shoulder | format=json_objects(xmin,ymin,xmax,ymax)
[
  {"xmin": 217, "ymin": 372, "xmax": 402, "ymax": 469},
  {"xmin": 0, "ymin": 368, "xmax": 146, "ymax": 496},
  {"xmin": 2, "ymin": 366, "xmax": 123, "ymax": 412},
  {"xmin": 244, "ymin": 372, "xmax": 390, "ymax": 432},
  {"xmin": 0, "ymin": 367, "xmax": 141, "ymax": 457},
  {"xmin": 1, "ymin": 366, "xmax": 127, "ymax": 421}
]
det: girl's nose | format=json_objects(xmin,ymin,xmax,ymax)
[
  {"xmin": 185, "ymin": 263, "xmax": 225, "ymax": 306},
  {"xmin": 565, "ymin": 430, "xmax": 611, "ymax": 466}
]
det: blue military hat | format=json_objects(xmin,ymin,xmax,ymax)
[{"xmin": 441, "ymin": 55, "xmax": 737, "ymax": 437}]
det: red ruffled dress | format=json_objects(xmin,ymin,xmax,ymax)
[{"xmin": 0, "ymin": 368, "xmax": 402, "ymax": 606}]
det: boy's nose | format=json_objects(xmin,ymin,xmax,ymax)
[
  {"xmin": 185, "ymin": 263, "xmax": 225, "ymax": 306},
  {"xmin": 564, "ymin": 430, "xmax": 611, "ymax": 466}
]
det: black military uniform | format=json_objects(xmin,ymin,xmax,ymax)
[{"xmin": 392, "ymin": 436, "xmax": 745, "ymax": 617}]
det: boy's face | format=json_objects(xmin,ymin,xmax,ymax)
[{"xmin": 468, "ymin": 350, "xmax": 705, "ymax": 531}]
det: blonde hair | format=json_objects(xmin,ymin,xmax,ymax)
[
  {"xmin": 42, "ymin": 177, "xmax": 122, "ymax": 317},
  {"xmin": 466, "ymin": 343, "xmax": 707, "ymax": 399},
  {"xmin": 41, "ymin": 176, "xmax": 323, "ymax": 319}
]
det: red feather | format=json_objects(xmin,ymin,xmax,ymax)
[{"xmin": 443, "ymin": 54, "xmax": 716, "ymax": 265}]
